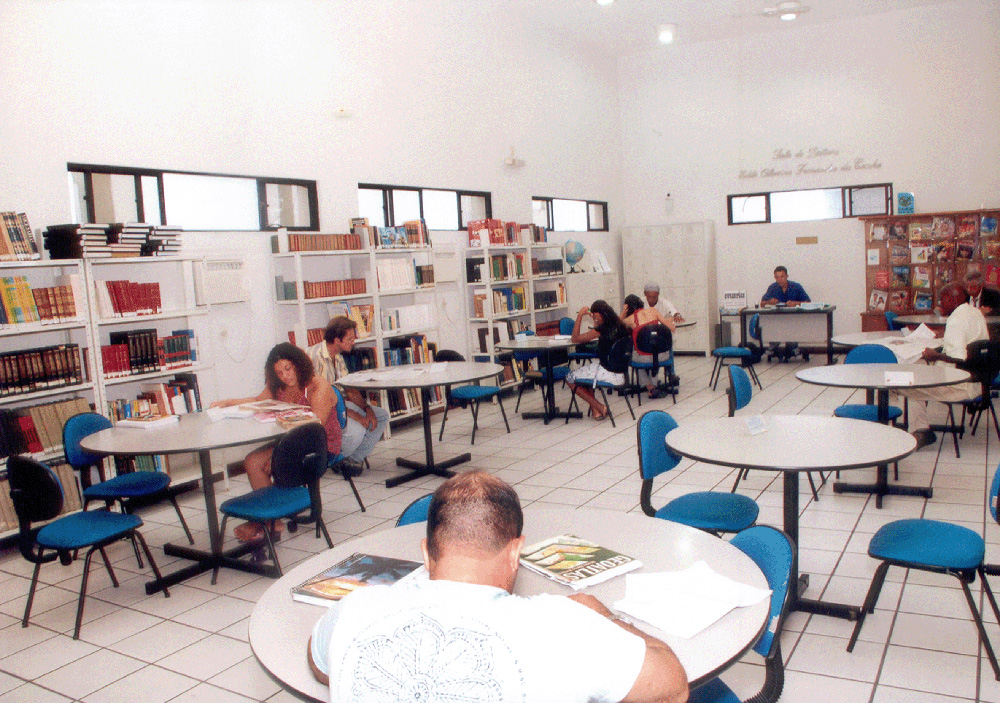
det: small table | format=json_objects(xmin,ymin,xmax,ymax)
[
  {"xmin": 81, "ymin": 412, "xmax": 287, "ymax": 594},
  {"xmin": 665, "ymin": 415, "xmax": 916, "ymax": 620},
  {"xmin": 496, "ymin": 337, "xmax": 584, "ymax": 424},
  {"xmin": 337, "ymin": 362, "xmax": 503, "ymax": 488},
  {"xmin": 248, "ymin": 507, "xmax": 770, "ymax": 701},
  {"xmin": 740, "ymin": 305, "xmax": 837, "ymax": 365},
  {"xmin": 796, "ymin": 364, "xmax": 970, "ymax": 506},
  {"xmin": 832, "ymin": 330, "xmax": 905, "ymax": 347},
  {"xmin": 896, "ymin": 313, "xmax": 1000, "ymax": 341}
]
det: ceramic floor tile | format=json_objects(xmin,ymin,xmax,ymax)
[
  {"xmin": 879, "ymin": 645, "xmax": 979, "ymax": 699},
  {"xmin": 159, "ymin": 682, "xmax": 258, "ymax": 703},
  {"xmin": 786, "ymin": 633, "xmax": 883, "ymax": 683},
  {"xmin": 779, "ymin": 669, "xmax": 874, "ymax": 703},
  {"xmin": 0, "ymin": 682, "xmax": 74, "ymax": 702},
  {"xmin": 81, "ymin": 664, "xmax": 198, "ymax": 703},
  {"xmin": 34, "ymin": 648, "xmax": 145, "ymax": 700},
  {"xmin": 108, "ymin": 620, "xmax": 209, "ymax": 663},
  {"xmin": 0, "ymin": 634, "xmax": 97, "ymax": 680},
  {"xmin": 206, "ymin": 657, "xmax": 281, "ymax": 700},
  {"xmin": 157, "ymin": 634, "xmax": 252, "ymax": 681}
]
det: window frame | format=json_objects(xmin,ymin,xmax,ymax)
[
  {"xmin": 531, "ymin": 196, "xmax": 609, "ymax": 232},
  {"xmin": 727, "ymin": 183, "xmax": 893, "ymax": 225},
  {"xmin": 68, "ymin": 163, "xmax": 319, "ymax": 231},
  {"xmin": 357, "ymin": 183, "xmax": 492, "ymax": 230}
]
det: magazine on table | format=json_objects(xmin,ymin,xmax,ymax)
[
  {"xmin": 115, "ymin": 414, "xmax": 180, "ymax": 429},
  {"xmin": 291, "ymin": 553, "xmax": 425, "ymax": 606},
  {"xmin": 520, "ymin": 535, "xmax": 642, "ymax": 591}
]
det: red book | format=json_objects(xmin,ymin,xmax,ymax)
[{"xmin": 18, "ymin": 415, "xmax": 44, "ymax": 453}]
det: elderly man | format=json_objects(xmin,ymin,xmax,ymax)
[
  {"xmin": 964, "ymin": 270, "xmax": 1000, "ymax": 315},
  {"xmin": 643, "ymin": 282, "xmax": 684, "ymax": 322},
  {"xmin": 897, "ymin": 283, "xmax": 989, "ymax": 449},
  {"xmin": 309, "ymin": 471, "xmax": 689, "ymax": 703}
]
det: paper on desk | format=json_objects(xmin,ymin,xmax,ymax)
[
  {"xmin": 206, "ymin": 406, "xmax": 253, "ymax": 422},
  {"xmin": 552, "ymin": 334, "xmax": 572, "ymax": 341},
  {"xmin": 873, "ymin": 324, "xmax": 939, "ymax": 364},
  {"xmin": 884, "ymin": 370, "xmax": 915, "ymax": 386},
  {"xmin": 428, "ymin": 362, "xmax": 449, "ymax": 373},
  {"xmin": 613, "ymin": 561, "xmax": 771, "ymax": 639}
]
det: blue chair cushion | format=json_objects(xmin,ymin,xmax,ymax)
[
  {"xmin": 37, "ymin": 510, "xmax": 142, "ymax": 550},
  {"xmin": 219, "ymin": 486, "xmax": 311, "ymax": 522},
  {"xmin": 688, "ymin": 677, "xmax": 739, "ymax": 703},
  {"xmin": 529, "ymin": 366, "xmax": 570, "ymax": 381},
  {"xmin": 712, "ymin": 347, "xmax": 751, "ymax": 358},
  {"xmin": 83, "ymin": 471, "xmax": 171, "ymax": 499},
  {"xmin": 658, "ymin": 492, "xmax": 759, "ymax": 533},
  {"xmin": 833, "ymin": 405, "xmax": 904, "ymax": 422},
  {"xmin": 568, "ymin": 351, "xmax": 598, "ymax": 359},
  {"xmin": 631, "ymin": 359, "xmax": 672, "ymax": 370},
  {"xmin": 870, "ymin": 519, "xmax": 984, "ymax": 571},
  {"xmin": 451, "ymin": 385, "xmax": 500, "ymax": 401}
]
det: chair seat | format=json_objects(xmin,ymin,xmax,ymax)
[
  {"xmin": 83, "ymin": 471, "xmax": 171, "ymax": 499},
  {"xmin": 630, "ymin": 360, "xmax": 672, "ymax": 370},
  {"xmin": 527, "ymin": 366, "xmax": 570, "ymax": 381},
  {"xmin": 688, "ymin": 677, "xmax": 739, "ymax": 703},
  {"xmin": 870, "ymin": 518, "xmax": 984, "ymax": 571},
  {"xmin": 450, "ymin": 385, "xmax": 500, "ymax": 401},
  {"xmin": 37, "ymin": 510, "xmax": 142, "ymax": 550},
  {"xmin": 568, "ymin": 351, "xmax": 598, "ymax": 360},
  {"xmin": 657, "ymin": 492, "xmax": 759, "ymax": 533},
  {"xmin": 712, "ymin": 346, "xmax": 751, "ymax": 358},
  {"xmin": 219, "ymin": 486, "xmax": 311, "ymax": 521},
  {"xmin": 833, "ymin": 404, "xmax": 903, "ymax": 422}
]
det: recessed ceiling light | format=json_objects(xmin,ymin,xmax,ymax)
[
  {"xmin": 595, "ymin": 0, "xmax": 614, "ymax": 5},
  {"xmin": 780, "ymin": 12, "xmax": 797, "ymax": 20},
  {"xmin": 657, "ymin": 23, "xmax": 676, "ymax": 44}
]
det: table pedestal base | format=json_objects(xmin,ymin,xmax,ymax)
[
  {"xmin": 833, "ymin": 465, "xmax": 932, "ymax": 509},
  {"xmin": 521, "ymin": 407, "xmax": 583, "ymax": 424},
  {"xmin": 147, "ymin": 540, "xmax": 279, "ymax": 595},
  {"xmin": 388, "ymin": 454, "xmax": 467, "ymax": 488}
]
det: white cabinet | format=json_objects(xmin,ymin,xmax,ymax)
[
  {"xmin": 621, "ymin": 222, "xmax": 717, "ymax": 354},
  {"xmin": 565, "ymin": 271, "xmax": 620, "ymax": 316}
]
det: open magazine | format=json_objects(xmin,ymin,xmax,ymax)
[
  {"xmin": 520, "ymin": 535, "xmax": 642, "ymax": 591},
  {"xmin": 291, "ymin": 553, "xmax": 424, "ymax": 606}
]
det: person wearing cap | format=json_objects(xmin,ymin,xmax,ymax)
[{"xmin": 643, "ymin": 283, "xmax": 684, "ymax": 323}]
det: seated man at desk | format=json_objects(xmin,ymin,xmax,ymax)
[
  {"xmin": 308, "ymin": 471, "xmax": 689, "ymax": 703},
  {"xmin": 896, "ymin": 283, "xmax": 989, "ymax": 449},
  {"xmin": 644, "ymin": 282, "xmax": 684, "ymax": 322},
  {"xmin": 760, "ymin": 266, "xmax": 811, "ymax": 361},
  {"xmin": 307, "ymin": 316, "xmax": 390, "ymax": 473},
  {"xmin": 964, "ymin": 270, "xmax": 1000, "ymax": 315}
]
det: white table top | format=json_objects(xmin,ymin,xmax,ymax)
[
  {"xmin": 80, "ymin": 411, "xmax": 287, "ymax": 456},
  {"xmin": 336, "ymin": 361, "xmax": 503, "ymax": 391},
  {"xmin": 831, "ymin": 331, "xmax": 905, "ymax": 347},
  {"xmin": 495, "ymin": 337, "xmax": 579, "ymax": 351},
  {"xmin": 744, "ymin": 305, "xmax": 836, "ymax": 315},
  {"xmin": 665, "ymin": 415, "xmax": 917, "ymax": 473},
  {"xmin": 249, "ymin": 507, "xmax": 770, "ymax": 701},
  {"xmin": 895, "ymin": 313, "xmax": 1000, "ymax": 326},
  {"xmin": 796, "ymin": 363, "xmax": 970, "ymax": 391}
]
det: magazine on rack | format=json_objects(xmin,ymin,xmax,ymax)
[
  {"xmin": 520, "ymin": 535, "xmax": 642, "ymax": 591},
  {"xmin": 291, "ymin": 553, "xmax": 424, "ymax": 606}
]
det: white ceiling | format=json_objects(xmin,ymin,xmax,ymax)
[{"xmin": 506, "ymin": 0, "xmax": 959, "ymax": 58}]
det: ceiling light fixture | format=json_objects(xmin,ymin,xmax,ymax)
[
  {"xmin": 657, "ymin": 23, "xmax": 676, "ymax": 44},
  {"xmin": 595, "ymin": 0, "xmax": 614, "ymax": 5},
  {"xmin": 780, "ymin": 11, "xmax": 797, "ymax": 20}
]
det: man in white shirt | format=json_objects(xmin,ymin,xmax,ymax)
[
  {"xmin": 897, "ymin": 283, "xmax": 989, "ymax": 449},
  {"xmin": 644, "ymin": 283, "xmax": 684, "ymax": 323},
  {"xmin": 309, "ymin": 471, "xmax": 689, "ymax": 703},
  {"xmin": 965, "ymin": 270, "xmax": 1000, "ymax": 315}
]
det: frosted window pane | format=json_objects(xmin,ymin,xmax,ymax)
[
  {"xmin": 461, "ymin": 194, "xmax": 487, "ymax": 226},
  {"xmin": 771, "ymin": 188, "xmax": 842, "ymax": 223},
  {"xmin": 423, "ymin": 189, "xmax": 458, "ymax": 230},
  {"xmin": 392, "ymin": 190, "xmax": 421, "ymax": 224},
  {"xmin": 162, "ymin": 173, "xmax": 258, "ymax": 229},
  {"xmin": 358, "ymin": 188, "xmax": 385, "ymax": 227},
  {"xmin": 552, "ymin": 199, "xmax": 587, "ymax": 232},
  {"xmin": 730, "ymin": 195, "xmax": 767, "ymax": 224}
]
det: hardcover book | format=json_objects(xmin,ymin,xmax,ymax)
[
  {"xmin": 291, "ymin": 553, "xmax": 423, "ymax": 606},
  {"xmin": 520, "ymin": 534, "xmax": 642, "ymax": 591}
]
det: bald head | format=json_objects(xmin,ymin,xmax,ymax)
[{"xmin": 426, "ymin": 471, "xmax": 523, "ymax": 561}]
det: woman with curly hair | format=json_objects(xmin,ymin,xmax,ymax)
[
  {"xmin": 211, "ymin": 343, "xmax": 340, "ymax": 541},
  {"xmin": 565, "ymin": 300, "xmax": 630, "ymax": 421}
]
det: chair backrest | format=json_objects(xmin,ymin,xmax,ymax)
[
  {"xmin": 271, "ymin": 423, "xmax": 329, "ymax": 488},
  {"xmin": 63, "ymin": 412, "xmax": 113, "ymax": 472},
  {"xmin": 749, "ymin": 313, "xmax": 762, "ymax": 343},
  {"xmin": 844, "ymin": 344, "xmax": 897, "ymax": 364},
  {"xmin": 636, "ymin": 410, "xmax": 682, "ymax": 481},
  {"xmin": 559, "ymin": 317, "xmax": 575, "ymax": 336},
  {"xmin": 728, "ymin": 365, "xmax": 753, "ymax": 416},
  {"xmin": 635, "ymin": 324, "xmax": 673, "ymax": 366},
  {"xmin": 7, "ymin": 456, "xmax": 67, "ymax": 564},
  {"xmin": 729, "ymin": 525, "xmax": 795, "ymax": 659},
  {"xmin": 990, "ymin": 463, "xmax": 1000, "ymax": 526},
  {"xmin": 513, "ymin": 329, "xmax": 538, "ymax": 362},
  {"xmin": 600, "ymin": 335, "xmax": 633, "ymax": 375},
  {"xmin": 434, "ymin": 349, "xmax": 465, "ymax": 362},
  {"xmin": 963, "ymin": 339, "xmax": 1000, "ymax": 385},
  {"xmin": 397, "ymin": 493, "xmax": 433, "ymax": 527},
  {"xmin": 330, "ymin": 386, "xmax": 347, "ymax": 429},
  {"xmin": 885, "ymin": 311, "xmax": 902, "ymax": 331}
]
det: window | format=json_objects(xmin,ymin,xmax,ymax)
[
  {"xmin": 357, "ymin": 184, "xmax": 491, "ymax": 230},
  {"xmin": 727, "ymin": 183, "xmax": 892, "ymax": 225},
  {"xmin": 67, "ymin": 163, "xmax": 319, "ymax": 231},
  {"xmin": 532, "ymin": 197, "xmax": 609, "ymax": 232}
]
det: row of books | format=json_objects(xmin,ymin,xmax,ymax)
[
  {"xmin": 288, "ymin": 232, "xmax": 366, "ymax": 252},
  {"xmin": 328, "ymin": 302, "xmax": 375, "ymax": 337},
  {"xmin": 302, "ymin": 278, "xmax": 367, "ymax": 300},
  {"xmin": 1, "ymin": 276, "xmax": 79, "ymax": 326},
  {"xmin": 0, "ymin": 462, "xmax": 81, "ymax": 534},
  {"xmin": 100, "ymin": 329, "xmax": 197, "ymax": 378},
  {"xmin": 532, "ymin": 258, "xmax": 563, "ymax": 276},
  {"xmin": 0, "ymin": 212, "xmax": 40, "ymax": 261},
  {"xmin": 131, "ymin": 373, "xmax": 203, "ymax": 417},
  {"xmin": 1, "ymin": 343, "xmax": 85, "ymax": 397},
  {"xmin": 0, "ymin": 397, "xmax": 91, "ymax": 459},
  {"xmin": 869, "ymin": 289, "xmax": 933, "ymax": 313},
  {"xmin": 533, "ymin": 285, "xmax": 566, "ymax": 310},
  {"xmin": 353, "ymin": 219, "xmax": 432, "ymax": 249},
  {"xmin": 382, "ymin": 304, "xmax": 431, "ymax": 332},
  {"xmin": 472, "ymin": 286, "xmax": 528, "ymax": 318},
  {"xmin": 93, "ymin": 279, "xmax": 163, "ymax": 318},
  {"xmin": 880, "ymin": 242, "xmax": 989, "ymax": 267},
  {"xmin": 467, "ymin": 220, "xmax": 547, "ymax": 247},
  {"xmin": 376, "ymin": 259, "xmax": 435, "ymax": 291},
  {"xmin": 384, "ymin": 385, "xmax": 443, "ymax": 417},
  {"xmin": 869, "ymin": 214, "xmax": 998, "ymax": 243},
  {"xmin": 383, "ymin": 334, "xmax": 435, "ymax": 367},
  {"xmin": 44, "ymin": 223, "xmax": 182, "ymax": 259}
]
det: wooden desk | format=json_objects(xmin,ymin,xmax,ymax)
[
  {"xmin": 740, "ymin": 305, "xmax": 837, "ymax": 365},
  {"xmin": 81, "ymin": 412, "xmax": 287, "ymax": 594},
  {"xmin": 249, "ymin": 507, "xmax": 770, "ymax": 701}
]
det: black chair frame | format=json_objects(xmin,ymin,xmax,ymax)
[{"xmin": 630, "ymin": 324, "xmax": 677, "ymax": 406}]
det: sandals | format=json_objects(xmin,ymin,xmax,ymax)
[
  {"xmin": 593, "ymin": 406, "xmax": 609, "ymax": 422},
  {"xmin": 234, "ymin": 520, "xmax": 284, "ymax": 543}
]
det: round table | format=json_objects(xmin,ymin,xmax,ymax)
[
  {"xmin": 337, "ymin": 361, "xmax": 503, "ymax": 488},
  {"xmin": 666, "ymin": 414, "xmax": 916, "ymax": 620},
  {"xmin": 80, "ymin": 412, "xmax": 287, "ymax": 594},
  {"xmin": 248, "ymin": 507, "xmax": 770, "ymax": 701},
  {"xmin": 796, "ymin": 364, "xmax": 969, "ymax": 506},
  {"xmin": 831, "ymin": 330, "xmax": 905, "ymax": 347},
  {"xmin": 496, "ymin": 337, "xmax": 583, "ymax": 424}
]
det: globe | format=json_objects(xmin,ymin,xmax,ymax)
[{"xmin": 563, "ymin": 240, "xmax": 586, "ymax": 271}]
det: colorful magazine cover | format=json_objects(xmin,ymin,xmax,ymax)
[
  {"xmin": 934, "ymin": 266, "xmax": 954, "ymax": 287},
  {"xmin": 910, "ymin": 246, "xmax": 933, "ymax": 264},
  {"xmin": 888, "ymin": 290, "xmax": 909, "ymax": 312},
  {"xmin": 520, "ymin": 534, "xmax": 642, "ymax": 591},
  {"xmin": 913, "ymin": 291, "xmax": 934, "ymax": 311},
  {"xmin": 291, "ymin": 553, "xmax": 423, "ymax": 606},
  {"xmin": 957, "ymin": 215, "xmax": 979, "ymax": 238},
  {"xmin": 889, "ymin": 221, "xmax": 909, "ymax": 241},
  {"xmin": 868, "ymin": 223, "xmax": 887, "ymax": 242},
  {"xmin": 931, "ymin": 217, "xmax": 955, "ymax": 239},
  {"xmin": 911, "ymin": 265, "xmax": 931, "ymax": 289},
  {"xmin": 955, "ymin": 240, "xmax": 976, "ymax": 261},
  {"xmin": 933, "ymin": 241, "xmax": 953, "ymax": 264},
  {"xmin": 869, "ymin": 289, "xmax": 888, "ymax": 311},
  {"xmin": 891, "ymin": 266, "xmax": 910, "ymax": 288},
  {"xmin": 889, "ymin": 246, "xmax": 910, "ymax": 265},
  {"xmin": 908, "ymin": 222, "xmax": 932, "ymax": 241},
  {"xmin": 981, "ymin": 216, "xmax": 998, "ymax": 237}
]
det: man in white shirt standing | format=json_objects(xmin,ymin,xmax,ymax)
[
  {"xmin": 644, "ymin": 283, "xmax": 684, "ymax": 323},
  {"xmin": 309, "ymin": 471, "xmax": 689, "ymax": 703},
  {"xmin": 897, "ymin": 283, "xmax": 989, "ymax": 449}
]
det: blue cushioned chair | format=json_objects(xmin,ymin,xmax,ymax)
[
  {"xmin": 637, "ymin": 410, "xmax": 758, "ymax": 534},
  {"xmin": 846, "ymin": 463, "xmax": 1000, "ymax": 681},
  {"xmin": 327, "ymin": 386, "xmax": 365, "ymax": 512},
  {"xmin": 689, "ymin": 525, "xmax": 795, "ymax": 703},
  {"xmin": 215, "ymin": 423, "xmax": 333, "ymax": 582},
  {"xmin": 727, "ymin": 366, "xmax": 823, "ymax": 501},
  {"xmin": 885, "ymin": 311, "xmax": 904, "ymax": 331},
  {"xmin": 513, "ymin": 330, "xmax": 570, "ymax": 412},
  {"xmin": 710, "ymin": 313, "xmax": 762, "ymax": 391},
  {"xmin": 563, "ymin": 315, "xmax": 598, "ymax": 365},
  {"xmin": 396, "ymin": 493, "xmax": 433, "ymax": 527},
  {"xmin": 630, "ymin": 323, "xmax": 677, "ymax": 405},
  {"xmin": 436, "ymin": 350, "xmax": 510, "ymax": 444},
  {"xmin": 7, "ymin": 455, "xmax": 168, "ymax": 640},
  {"xmin": 64, "ymin": 412, "xmax": 194, "ymax": 558},
  {"xmin": 833, "ymin": 345, "xmax": 903, "ymax": 424},
  {"xmin": 569, "ymin": 336, "xmax": 636, "ymax": 428}
]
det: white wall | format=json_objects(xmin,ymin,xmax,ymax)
[
  {"xmin": 617, "ymin": 0, "xmax": 1000, "ymax": 332},
  {"xmin": 0, "ymin": 0, "xmax": 623, "ymax": 399}
]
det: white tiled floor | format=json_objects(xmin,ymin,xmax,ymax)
[{"xmin": 3, "ymin": 354, "xmax": 1000, "ymax": 701}]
